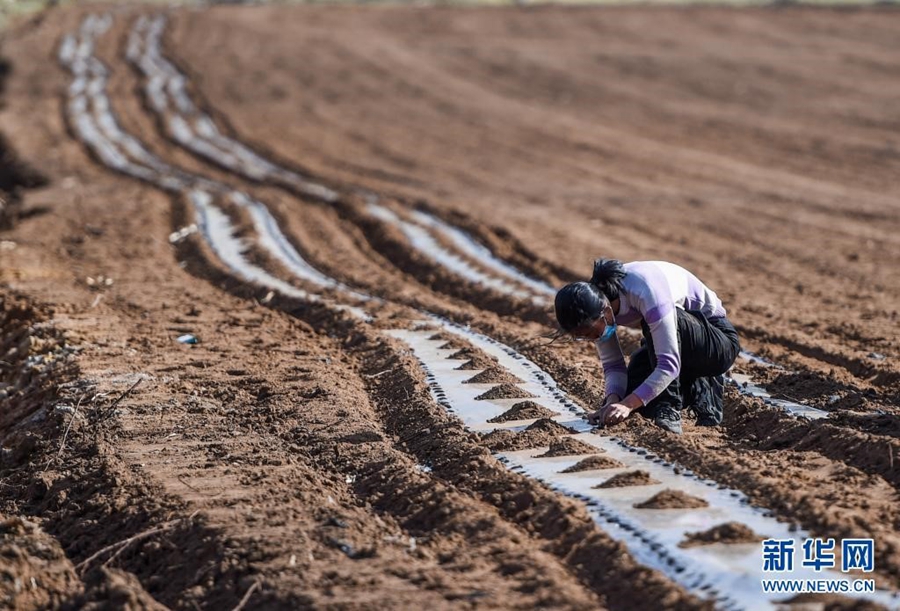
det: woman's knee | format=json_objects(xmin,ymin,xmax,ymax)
[{"xmin": 713, "ymin": 318, "xmax": 742, "ymax": 364}]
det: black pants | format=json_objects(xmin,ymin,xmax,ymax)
[{"xmin": 625, "ymin": 309, "xmax": 741, "ymax": 423}]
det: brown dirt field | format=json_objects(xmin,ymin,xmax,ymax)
[{"xmin": 2, "ymin": 2, "xmax": 900, "ymax": 608}]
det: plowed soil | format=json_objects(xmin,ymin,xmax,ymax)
[{"xmin": 2, "ymin": 2, "xmax": 900, "ymax": 609}]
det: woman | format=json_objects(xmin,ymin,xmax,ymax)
[{"xmin": 554, "ymin": 259, "xmax": 741, "ymax": 434}]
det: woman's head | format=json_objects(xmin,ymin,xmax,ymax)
[
  {"xmin": 554, "ymin": 282, "xmax": 608, "ymax": 334},
  {"xmin": 554, "ymin": 258, "xmax": 625, "ymax": 338}
]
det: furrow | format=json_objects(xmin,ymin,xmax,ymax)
[
  {"xmin": 128, "ymin": 14, "xmax": 339, "ymax": 203},
  {"xmin": 60, "ymin": 14, "xmax": 368, "ymax": 318},
  {"xmin": 407, "ymin": 208, "xmax": 556, "ymax": 298},
  {"xmin": 129, "ymin": 14, "xmax": 554, "ymax": 304},
  {"xmin": 365, "ymin": 200, "xmax": 540, "ymax": 302}
]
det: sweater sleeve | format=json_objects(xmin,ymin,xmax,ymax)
[
  {"xmin": 632, "ymin": 294, "xmax": 681, "ymax": 406},
  {"xmin": 595, "ymin": 333, "xmax": 628, "ymax": 399}
]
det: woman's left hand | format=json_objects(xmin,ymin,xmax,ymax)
[{"xmin": 600, "ymin": 403, "xmax": 632, "ymax": 426}]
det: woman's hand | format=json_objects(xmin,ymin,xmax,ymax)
[
  {"xmin": 587, "ymin": 408, "xmax": 605, "ymax": 425},
  {"xmin": 600, "ymin": 403, "xmax": 632, "ymax": 425},
  {"xmin": 587, "ymin": 401, "xmax": 633, "ymax": 426},
  {"xmin": 587, "ymin": 393, "xmax": 620, "ymax": 425},
  {"xmin": 586, "ymin": 393, "xmax": 621, "ymax": 424}
]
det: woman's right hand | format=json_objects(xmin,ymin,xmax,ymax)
[
  {"xmin": 587, "ymin": 394, "xmax": 622, "ymax": 425},
  {"xmin": 603, "ymin": 394, "xmax": 621, "ymax": 408}
]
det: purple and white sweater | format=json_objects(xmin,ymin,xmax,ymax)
[{"xmin": 596, "ymin": 261, "xmax": 726, "ymax": 405}]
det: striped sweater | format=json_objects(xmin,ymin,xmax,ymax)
[{"xmin": 596, "ymin": 261, "xmax": 726, "ymax": 405}]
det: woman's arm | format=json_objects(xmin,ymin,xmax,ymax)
[
  {"xmin": 588, "ymin": 337, "xmax": 629, "ymax": 425},
  {"xmin": 597, "ymin": 270, "xmax": 681, "ymax": 425},
  {"xmin": 632, "ymin": 305, "xmax": 681, "ymax": 406},
  {"xmin": 595, "ymin": 334, "xmax": 628, "ymax": 399}
]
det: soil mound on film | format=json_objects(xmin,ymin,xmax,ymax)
[
  {"xmin": 594, "ymin": 470, "xmax": 660, "ymax": 488},
  {"xmin": 679, "ymin": 522, "xmax": 763, "ymax": 548},
  {"xmin": 475, "ymin": 384, "xmax": 536, "ymax": 401},
  {"xmin": 464, "ymin": 367, "xmax": 524, "ymax": 385},
  {"xmin": 481, "ymin": 419, "xmax": 576, "ymax": 452},
  {"xmin": 634, "ymin": 489, "xmax": 709, "ymax": 509},
  {"xmin": 455, "ymin": 354, "xmax": 499, "ymax": 370},
  {"xmin": 560, "ymin": 455, "xmax": 625, "ymax": 472},
  {"xmin": 526, "ymin": 418, "xmax": 576, "ymax": 436},
  {"xmin": 535, "ymin": 437, "xmax": 600, "ymax": 458},
  {"xmin": 488, "ymin": 400, "xmax": 556, "ymax": 423},
  {"xmin": 428, "ymin": 331, "xmax": 454, "ymax": 342},
  {"xmin": 447, "ymin": 348, "xmax": 477, "ymax": 360},
  {"xmin": 438, "ymin": 338, "xmax": 469, "ymax": 350}
]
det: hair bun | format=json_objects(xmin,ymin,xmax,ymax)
[{"xmin": 590, "ymin": 258, "xmax": 626, "ymax": 300}]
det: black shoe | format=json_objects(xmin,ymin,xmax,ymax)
[{"xmin": 654, "ymin": 407, "xmax": 683, "ymax": 434}]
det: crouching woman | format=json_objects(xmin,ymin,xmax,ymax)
[{"xmin": 554, "ymin": 259, "xmax": 741, "ymax": 434}]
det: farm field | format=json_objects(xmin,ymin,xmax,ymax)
[{"xmin": 1, "ymin": 3, "xmax": 899, "ymax": 609}]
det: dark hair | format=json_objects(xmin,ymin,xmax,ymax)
[
  {"xmin": 590, "ymin": 258, "xmax": 626, "ymax": 301},
  {"xmin": 554, "ymin": 282, "xmax": 609, "ymax": 332}
]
